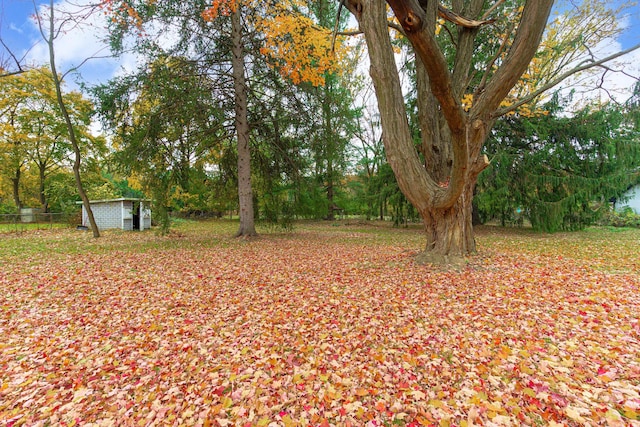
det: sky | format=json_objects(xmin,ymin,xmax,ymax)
[
  {"xmin": 0, "ymin": 0, "xmax": 136, "ymax": 88},
  {"xmin": 1, "ymin": 0, "xmax": 639, "ymax": 102}
]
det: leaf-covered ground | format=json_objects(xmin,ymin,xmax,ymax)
[{"xmin": 1, "ymin": 221, "xmax": 639, "ymax": 427}]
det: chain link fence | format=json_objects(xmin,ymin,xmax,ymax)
[{"xmin": 0, "ymin": 212, "xmax": 79, "ymax": 233}]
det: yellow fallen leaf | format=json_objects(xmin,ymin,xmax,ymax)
[
  {"xmin": 429, "ymin": 399, "xmax": 447, "ymax": 409},
  {"xmin": 221, "ymin": 396, "xmax": 233, "ymax": 408},
  {"xmin": 566, "ymin": 406, "xmax": 585, "ymax": 422},
  {"xmin": 282, "ymin": 415, "xmax": 297, "ymax": 427},
  {"xmin": 355, "ymin": 388, "xmax": 369, "ymax": 396}
]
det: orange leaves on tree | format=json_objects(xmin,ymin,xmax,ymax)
[
  {"xmin": 257, "ymin": 14, "xmax": 340, "ymax": 86},
  {"xmin": 202, "ymin": 0, "xmax": 341, "ymax": 87},
  {"xmin": 100, "ymin": 0, "xmax": 143, "ymax": 30},
  {"xmin": 201, "ymin": 0, "xmax": 238, "ymax": 20}
]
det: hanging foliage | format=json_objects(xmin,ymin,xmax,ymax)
[{"xmin": 477, "ymin": 94, "xmax": 640, "ymax": 232}]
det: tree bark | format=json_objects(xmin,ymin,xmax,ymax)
[
  {"xmin": 41, "ymin": 0, "xmax": 100, "ymax": 237},
  {"xmin": 38, "ymin": 165, "xmax": 48, "ymax": 212},
  {"xmin": 11, "ymin": 167, "xmax": 22, "ymax": 210},
  {"xmin": 419, "ymin": 176, "xmax": 476, "ymax": 261},
  {"xmin": 231, "ymin": 5, "xmax": 257, "ymax": 237},
  {"xmin": 417, "ymin": 122, "xmax": 489, "ymax": 258}
]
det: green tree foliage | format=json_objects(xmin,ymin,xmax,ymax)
[
  {"xmin": 96, "ymin": 0, "xmax": 361, "ymax": 231},
  {"xmin": 477, "ymin": 95, "xmax": 640, "ymax": 232},
  {"xmin": 93, "ymin": 55, "xmax": 227, "ymax": 233}
]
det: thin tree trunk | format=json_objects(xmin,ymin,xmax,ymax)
[
  {"xmin": 326, "ymin": 161, "xmax": 335, "ymax": 220},
  {"xmin": 41, "ymin": 0, "xmax": 99, "ymax": 237},
  {"xmin": 11, "ymin": 167, "xmax": 22, "ymax": 211},
  {"xmin": 38, "ymin": 165, "xmax": 48, "ymax": 212},
  {"xmin": 231, "ymin": 5, "xmax": 256, "ymax": 237}
]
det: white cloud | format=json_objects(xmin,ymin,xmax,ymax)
[
  {"xmin": 9, "ymin": 22, "xmax": 24, "ymax": 34},
  {"xmin": 22, "ymin": 0, "xmax": 185, "ymax": 89},
  {"xmin": 23, "ymin": 0, "xmax": 138, "ymax": 88}
]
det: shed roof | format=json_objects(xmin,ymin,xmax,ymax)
[{"xmin": 76, "ymin": 198, "xmax": 151, "ymax": 204}]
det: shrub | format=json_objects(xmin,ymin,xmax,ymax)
[{"xmin": 598, "ymin": 207, "xmax": 640, "ymax": 228}]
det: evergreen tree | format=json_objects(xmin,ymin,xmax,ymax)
[{"xmin": 477, "ymin": 95, "xmax": 640, "ymax": 232}]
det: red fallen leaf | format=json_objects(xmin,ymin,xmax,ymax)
[
  {"xmin": 375, "ymin": 401, "xmax": 386, "ymax": 411},
  {"xmin": 550, "ymin": 392, "xmax": 568, "ymax": 407},
  {"xmin": 597, "ymin": 366, "xmax": 608, "ymax": 375},
  {"xmin": 527, "ymin": 380, "xmax": 549, "ymax": 393},
  {"xmin": 397, "ymin": 381, "xmax": 410, "ymax": 390}
]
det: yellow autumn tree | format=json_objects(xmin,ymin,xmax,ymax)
[
  {"xmin": 455, "ymin": 1, "xmax": 632, "ymax": 119},
  {"xmin": 0, "ymin": 67, "xmax": 94, "ymax": 212},
  {"xmin": 467, "ymin": 1, "xmax": 631, "ymax": 116}
]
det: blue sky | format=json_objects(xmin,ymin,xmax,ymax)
[
  {"xmin": 1, "ymin": 0, "xmax": 639, "ymax": 98},
  {"xmin": 0, "ymin": 0, "xmax": 132, "ymax": 88},
  {"xmin": 617, "ymin": 4, "xmax": 640, "ymax": 50}
]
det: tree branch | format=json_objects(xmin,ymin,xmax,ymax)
[
  {"xmin": 437, "ymin": 4, "xmax": 495, "ymax": 28},
  {"xmin": 386, "ymin": 0, "xmax": 466, "ymax": 136},
  {"xmin": 472, "ymin": 0, "xmax": 553, "ymax": 117},
  {"xmin": 481, "ymin": 0, "xmax": 507, "ymax": 21},
  {"xmin": 495, "ymin": 42, "xmax": 640, "ymax": 117},
  {"xmin": 0, "ymin": 39, "xmax": 26, "ymax": 77}
]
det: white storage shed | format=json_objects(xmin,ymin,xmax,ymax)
[{"xmin": 79, "ymin": 198, "xmax": 151, "ymax": 231}]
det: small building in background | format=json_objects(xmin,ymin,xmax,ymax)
[
  {"xmin": 618, "ymin": 184, "xmax": 640, "ymax": 214},
  {"xmin": 78, "ymin": 198, "xmax": 151, "ymax": 231}
]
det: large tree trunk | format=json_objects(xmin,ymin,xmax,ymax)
[
  {"xmin": 353, "ymin": 0, "xmax": 478, "ymax": 258},
  {"xmin": 347, "ymin": 0, "xmax": 552, "ymax": 262},
  {"xmin": 418, "ymin": 180, "xmax": 476, "ymax": 263},
  {"xmin": 231, "ymin": 5, "xmax": 257, "ymax": 237}
]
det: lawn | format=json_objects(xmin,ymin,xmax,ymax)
[{"xmin": 1, "ymin": 221, "xmax": 639, "ymax": 426}]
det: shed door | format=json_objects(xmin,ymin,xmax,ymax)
[{"xmin": 133, "ymin": 202, "xmax": 141, "ymax": 230}]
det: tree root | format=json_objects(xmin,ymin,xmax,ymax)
[{"xmin": 413, "ymin": 251, "xmax": 467, "ymax": 271}]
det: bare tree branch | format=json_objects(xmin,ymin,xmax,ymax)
[
  {"xmin": 475, "ymin": 20, "xmax": 516, "ymax": 97},
  {"xmin": 495, "ymin": 42, "xmax": 640, "ymax": 117},
  {"xmin": 481, "ymin": 0, "xmax": 507, "ymax": 21},
  {"xmin": 438, "ymin": 4, "xmax": 495, "ymax": 28},
  {"xmin": 0, "ymin": 39, "xmax": 26, "ymax": 77}
]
